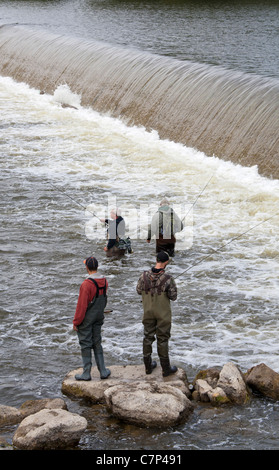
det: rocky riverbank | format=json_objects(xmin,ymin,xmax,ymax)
[{"xmin": 1, "ymin": 362, "xmax": 279, "ymax": 450}]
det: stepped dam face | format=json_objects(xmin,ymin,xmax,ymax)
[{"xmin": 0, "ymin": 24, "xmax": 278, "ymax": 179}]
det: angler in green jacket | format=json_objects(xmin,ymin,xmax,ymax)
[
  {"xmin": 147, "ymin": 199, "xmax": 183, "ymax": 257},
  {"xmin": 136, "ymin": 251, "xmax": 178, "ymax": 377}
]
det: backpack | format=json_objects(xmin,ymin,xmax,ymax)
[{"xmin": 116, "ymin": 236, "xmax": 133, "ymax": 253}]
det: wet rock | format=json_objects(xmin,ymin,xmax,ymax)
[
  {"xmin": 12, "ymin": 409, "xmax": 87, "ymax": 450},
  {"xmin": 0, "ymin": 405, "xmax": 22, "ymax": 426},
  {"xmin": 104, "ymin": 382, "xmax": 194, "ymax": 428},
  {"xmin": 0, "ymin": 436, "xmax": 12, "ymax": 450},
  {"xmin": 217, "ymin": 362, "xmax": 250, "ymax": 405},
  {"xmin": 193, "ymin": 362, "xmax": 250, "ymax": 405},
  {"xmin": 0, "ymin": 398, "xmax": 68, "ymax": 427},
  {"xmin": 193, "ymin": 367, "xmax": 221, "ymax": 388},
  {"xmin": 246, "ymin": 363, "xmax": 279, "ymax": 400},
  {"xmin": 61, "ymin": 103, "xmax": 78, "ymax": 110},
  {"xmin": 62, "ymin": 364, "xmax": 191, "ymax": 404},
  {"xmin": 207, "ymin": 386, "xmax": 230, "ymax": 405},
  {"xmin": 19, "ymin": 398, "xmax": 67, "ymax": 418},
  {"xmin": 194, "ymin": 379, "xmax": 212, "ymax": 402}
]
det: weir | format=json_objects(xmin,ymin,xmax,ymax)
[{"xmin": 0, "ymin": 24, "xmax": 278, "ymax": 179}]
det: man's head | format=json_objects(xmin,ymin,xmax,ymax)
[
  {"xmin": 160, "ymin": 198, "xmax": 170, "ymax": 207},
  {"xmin": 110, "ymin": 208, "xmax": 121, "ymax": 219},
  {"xmin": 84, "ymin": 256, "xmax": 98, "ymax": 273},
  {"xmin": 155, "ymin": 251, "xmax": 169, "ymax": 268}
]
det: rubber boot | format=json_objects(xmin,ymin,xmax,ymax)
[
  {"xmin": 94, "ymin": 350, "xmax": 111, "ymax": 379},
  {"xmin": 75, "ymin": 354, "xmax": 92, "ymax": 381},
  {"xmin": 143, "ymin": 355, "xmax": 157, "ymax": 374},
  {"xmin": 159, "ymin": 356, "xmax": 177, "ymax": 377}
]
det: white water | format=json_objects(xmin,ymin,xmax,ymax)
[
  {"xmin": 1, "ymin": 75, "xmax": 279, "ymax": 376},
  {"xmin": 1, "ymin": 75, "xmax": 279, "ymax": 450}
]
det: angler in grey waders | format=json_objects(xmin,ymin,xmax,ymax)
[
  {"xmin": 73, "ymin": 257, "xmax": 111, "ymax": 381},
  {"xmin": 136, "ymin": 251, "xmax": 178, "ymax": 377}
]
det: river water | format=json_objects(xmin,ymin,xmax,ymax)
[{"xmin": 1, "ymin": 0, "xmax": 279, "ymax": 451}]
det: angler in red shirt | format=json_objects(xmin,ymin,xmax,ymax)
[{"xmin": 73, "ymin": 256, "xmax": 110, "ymax": 380}]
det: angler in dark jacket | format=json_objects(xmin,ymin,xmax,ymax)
[
  {"xmin": 73, "ymin": 256, "xmax": 110, "ymax": 381},
  {"xmin": 101, "ymin": 208, "xmax": 126, "ymax": 256},
  {"xmin": 136, "ymin": 251, "xmax": 178, "ymax": 377}
]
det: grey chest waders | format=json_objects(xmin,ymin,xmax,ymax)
[{"xmin": 75, "ymin": 279, "xmax": 111, "ymax": 380}]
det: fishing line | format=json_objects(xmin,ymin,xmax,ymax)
[
  {"xmin": 182, "ymin": 173, "xmax": 214, "ymax": 223},
  {"xmin": 174, "ymin": 211, "xmax": 279, "ymax": 279},
  {"xmin": 46, "ymin": 180, "xmax": 103, "ymax": 222}
]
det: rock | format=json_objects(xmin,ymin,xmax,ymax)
[
  {"xmin": 207, "ymin": 387, "xmax": 230, "ymax": 405},
  {"xmin": 217, "ymin": 362, "xmax": 250, "ymax": 405},
  {"xmin": 0, "ymin": 398, "xmax": 68, "ymax": 427},
  {"xmin": 62, "ymin": 364, "xmax": 191, "ymax": 404},
  {"xmin": 194, "ymin": 379, "xmax": 212, "ymax": 402},
  {"xmin": 192, "ymin": 362, "xmax": 250, "ymax": 405},
  {"xmin": 19, "ymin": 398, "xmax": 67, "ymax": 418},
  {"xmin": 193, "ymin": 367, "xmax": 221, "ymax": 389},
  {"xmin": 0, "ymin": 436, "xmax": 12, "ymax": 449},
  {"xmin": 104, "ymin": 382, "xmax": 194, "ymax": 428},
  {"xmin": 246, "ymin": 363, "xmax": 279, "ymax": 400},
  {"xmin": 194, "ymin": 379, "xmax": 230, "ymax": 405},
  {"xmin": 61, "ymin": 103, "xmax": 78, "ymax": 110},
  {"xmin": 0, "ymin": 405, "xmax": 22, "ymax": 426},
  {"xmin": 12, "ymin": 409, "xmax": 87, "ymax": 450}
]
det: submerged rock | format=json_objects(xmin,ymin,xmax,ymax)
[
  {"xmin": 0, "ymin": 398, "xmax": 67, "ymax": 426},
  {"xmin": 18, "ymin": 398, "xmax": 67, "ymax": 418}
]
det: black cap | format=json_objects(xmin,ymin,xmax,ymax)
[{"xmin": 156, "ymin": 251, "xmax": 169, "ymax": 263}]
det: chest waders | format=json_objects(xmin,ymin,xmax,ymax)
[
  {"xmin": 156, "ymin": 210, "xmax": 176, "ymax": 257},
  {"xmin": 75, "ymin": 279, "xmax": 111, "ymax": 381},
  {"xmin": 142, "ymin": 272, "xmax": 177, "ymax": 377}
]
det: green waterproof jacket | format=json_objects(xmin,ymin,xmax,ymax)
[{"xmin": 137, "ymin": 268, "xmax": 177, "ymax": 317}]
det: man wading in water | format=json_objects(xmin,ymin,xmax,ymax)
[
  {"xmin": 101, "ymin": 208, "xmax": 126, "ymax": 257},
  {"xmin": 137, "ymin": 251, "xmax": 178, "ymax": 377},
  {"xmin": 147, "ymin": 199, "xmax": 183, "ymax": 257},
  {"xmin": 73, "ymin": 256, "xmax": 111, "ymax": 380}
]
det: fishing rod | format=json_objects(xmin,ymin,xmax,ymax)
[
  {"xmin": 47, "ymin": 180, "xmax": 103, "ymax": 222},
  {"xmin": 174, "ymin": 211, "xmax": 279, "ymax": 279}
]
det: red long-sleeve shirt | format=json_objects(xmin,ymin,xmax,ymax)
[{"xmin": 73, "ymin": 276, "xmax": 108, "ymax": 327}]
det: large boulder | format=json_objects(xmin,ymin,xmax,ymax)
[
  {"xmin": 104, "ymin": 382, "xmax": 194, "ymax": 428},
  {"xmin": 246, "ymin": 363, "xmax": 279, "ymax": 400},
  {"xmin": 62, "ymin": 364, "xmax": 191, "ymax": 404},
  {"xmin": 12, "ymin": 408, "xmax": 87, "ymax": 450}
]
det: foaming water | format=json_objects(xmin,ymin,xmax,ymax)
[
  {"xmin": 1, "ymin": 76, "xmax": 279, "ymax": 449},
  {"xmin": 0, "ymin": 25, "xmax": 279, "ymax": 178}
]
